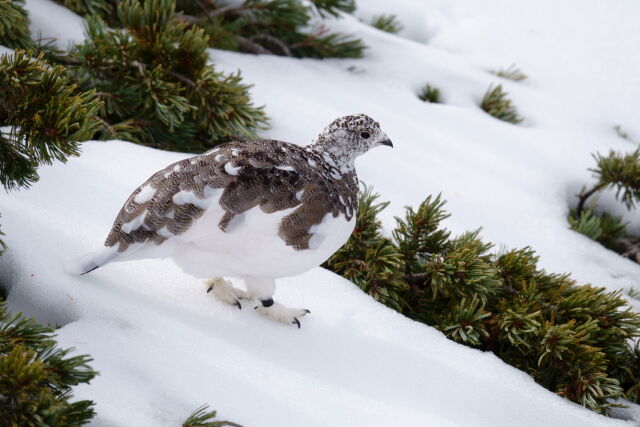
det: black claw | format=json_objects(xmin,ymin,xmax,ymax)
[
  {"xmin": 293, "ymin": 318, "xmax": 301, "ymax": 328},
  {"xmin": 206, "ymin": 285, "xmax": 213, "ymax": 293},
  {"xmin": 304, "ymin": 309, "xmax": 311, "ymax": 314},
  {"xmin": 234, "ymin": 300, "xmax": 242, "ymax": 310}
]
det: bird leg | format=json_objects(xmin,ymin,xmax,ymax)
[
  {"xmin": 244, "ymin": 277, "xmax": 310, "ymax": 328},
  {"xmin": 205, "ymin": 278, "xmax": 249, "ymax": 309}
]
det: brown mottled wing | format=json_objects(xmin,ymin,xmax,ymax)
[
  {"xmin": 278, "ymin": 183, "xmax": 333, "ymax": 250},
  {"xmin": 104, "ymin": 154, "xmax": 234, "ymax": 253},
  {"xmin": 104, "ymin": 140, "xmax": 358, "ymax": 253}
]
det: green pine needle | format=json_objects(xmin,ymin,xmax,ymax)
[
  {"xmin": 480, "ymin": 84, "xmax": 523, "ymax": 124},
  {"xmin": 0, "ymin": 50, "xmax": 102, "ymax": 191},
  {"xmin": 311, "ymin": 0, "xmax": 356, "ymax": 18},
  {"xmin": 490, "ymin": 64, "xmax": 528, "ymax": 82},
  {"xmin": 182, "ymin": 405, "xmax": 241, "ymax": 427},
  {"xmin": 371, "ymin": 14, "xmax": 403, "ymax": 34},
  {"xmin": 68, "ymin": 0, "xmax": 269, "ymax": 152},
  {"xmin": 0, "ymin": 0, "xmax": 32, "ymax": 49},
  {"xmin": 174, "ymin": 0, "xmax": 365, "ymax": 59},
  {"xmin": 0, "ymin": 301, "xmax": 98, "ymax": 426},
  {"xmin": 568, "ymin": 209, "xmax": 627, "ymax": 250},
  {"xmin": 592, "ymin": 149, "xmax": 640, "ymax": 210},
  {"xmin": 417, "ymin": 84, "xmax": 441, "ymax": 103}
]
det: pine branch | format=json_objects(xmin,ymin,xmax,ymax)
[
  {"xmin": 575, "ymin": 183, "xmax": 607, "ymax": 217},
  {"xmin": 591, "ymin": 149, "xmax": 640, "ymax": 210},
  {"xmin": 0, "ymin": 0, "xmax": 32, "ymax": 49},
  {"xmin": 326, "ymin": 186, "xmax": 640, "ymax": 415},
  {"xmin": 0, "ymin": 302, "xmax": 98, "ymax": 425},
  {"xmin": 370, "ymin": 14, "xmax": 403, "ymax": 34},
  {"xmin": 0, "ymin": 50, "xmax": 101, "ymax": 191},
  {"xmin": 418, "ymin": 84, "xmax": 441, "ymax": 103},
  {"xmin": 489, "ymin": 64, "xmax": 528, "ymax": 82},
  {"xmin": 480, "ymin": 84, "xmax": 523, "ymax": 124},
  {"xmin": 182, "ymin": 405, "xmax": 243, "ymax": 427},
  {"xmin": 69, "ymin": 0, "xmax": 268, "ymax": 151}
]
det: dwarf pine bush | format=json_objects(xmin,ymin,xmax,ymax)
[
  {"xmin": 60, "ymin": 0, "xmax": 365, "ymax": 59},
  {"xmin": 0, "ymin": 0, "xmax": 31, "ymax": 49},
  {"xmin": 490, "ymin": 64, "xmax": 527, "ymax": 82},
  {"xmin": 182, "ymin": 405, "xmax": 241, "ymax": 427},
  {"xmin": 418, "ymin": 84, "xmax": 441, "ymax": 103},
  {"xmin": 189, "ymin": 0, "xmax": 365, "ymax": 59},
  {"xmin": 0, "ymin": 51, "xmax": 101, "ymax": 191},
  {"xmin": 571, "ymin": 148, "xmax": 640, "ymax": 261},
  {"xmin": 0, "ymin": 50, "xmax": 101, "ymax": 250},
  {"xmin": 370, "ymin": 14, "xmax": 403, "ymax": 34},
  {"xmin": 0, "ymin": 52, "xmax": 99, "ymax": 424},
  {"xmin": 0, "ymin": 301, "xmax": 98, "ymax": 426},
  {"xmin": 65, "ymin": 0, "xmax": 268, "ymax": 152},
  {"xmin": 480, "ymin": 84, "xmax": 523, "ymax": 124},
  {"xmin": 326, "ymin": 187, "xmax": 640, "ymax": 414}
]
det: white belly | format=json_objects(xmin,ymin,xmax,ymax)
[{"xmin": 168, "ymin": 192, "xmax": 355, "ymax": 278}]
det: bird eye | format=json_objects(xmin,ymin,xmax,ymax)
[{"xmin": 360, "ymin": 131, "xmax": 370, "ymax": 139}]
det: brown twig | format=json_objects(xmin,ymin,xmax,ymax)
[
  {"xmin": 289, "ymin": 24, "xmax": 329, "ymax": 50},
  {"xmin": 96, "ymin": 116, "xmax": 115, "ymax": 136},
  {"xmin": 167, "ymin": 71, "xmax": 197, "ymax": 88},
  {"xmin": 250, "ymin": 35, "xmax": 292, "ymax": 57},
  {"xmin": 236, "ymin": 36, "xmax": 273, "ymax": 55},
  {"xmin": 575, "ymin": 183, "xmax": 607, "ymax": 217}
]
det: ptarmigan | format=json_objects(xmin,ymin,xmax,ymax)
[{"xmin": 67, "ymin": 114, "xmax": 393, "ymax": 327}]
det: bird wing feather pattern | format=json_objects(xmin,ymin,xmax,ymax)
[{"xmin": 105, "ymin": 139, "xmax": 358, "ymax": 257}]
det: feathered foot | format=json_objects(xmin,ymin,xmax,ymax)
[
  {"xmin": 254, "ymin": 298, "xmax": 310, "ymax": 328},
  {"xmin": 205, "ymin": 278, "xmax": 249, "ymax": 309}
]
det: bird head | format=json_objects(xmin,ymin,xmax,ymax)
[{"xmin": 311, "ymin": 114, "xmax": 393, "ymax": 170}]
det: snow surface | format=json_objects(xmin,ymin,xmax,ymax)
[{"xmin": 2, "ymin": 0, "xmax": 640, "ymax": 425}]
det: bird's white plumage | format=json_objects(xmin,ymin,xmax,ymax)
[
  {"xmin": 69, "ymin": 183, "xmax": 356, "ymax": 279},
  {"xmin": 113, "ymin": 190, "xmax": 354, "ymax": 278}
]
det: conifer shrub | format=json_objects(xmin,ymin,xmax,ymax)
[
  {"xmin": 187, "ymin": 0, "xmax": 365, "ymax": 59},
  {"xmin": 480, "ymin": 84, "xmax": 523, "ymax": 124},
  {"xmin": 61, "ymin": 0, "xmax": 364, "ymax": 59},
  {"xmin": 0, "ymin": 301, "xmax": 98, "ymax": 426},
  {"xmin": 0, "ymin": 0, "xmax": 32, "ymax": 49},
  {"xmin": 325, "ymin": 187, "xmax": 640, "ymax": 414},
  {"xmin": 65, "ymin": 0, "xmax": 268, "ymax": 152},
  {"xmin": 490, "ymin": 64, "xmax": 527, "ymax": 82},
  {"xmin": 0, "ymin": 53, "xmax": 99, "ymax": 424},
  {"xmin": 370, "ymin": 14, "xmax": 403, "ymax": 34},
  {"xmin": 1, "ymin": 50, "xmax": 100, "ymax": 250},
  {"xmin": 571, "ymin": 149, "xmax": 640, "ymax": 261},
  {"xmin": 568, "ymin": 209, "xmax": 626, "ymax": 251},
  {"xmin": 0, "ymin": 51, "xmax": 101, "ymax": 191},
  {"xmin": 417, "ymin": 84, "xmax": 441, "ymax": 103},
  {"xmin": 182, "ymin": 405, "xmax": 242, "ymax": 427}
]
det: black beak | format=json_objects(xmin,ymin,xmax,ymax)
[{"xmin": 379, "ymin": 139, "xmax": 393, "ymax": 148}]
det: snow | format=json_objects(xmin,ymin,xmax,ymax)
[
  {"xmin": 24, "ymin": 0, "xmax": 86, "ymax": 49},
  {"xmin": 2, "ymin": 0, "xmax": 640, "ymax": 425}
]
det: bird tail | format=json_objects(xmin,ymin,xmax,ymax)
[{"xmin": 64, "ymin": 245, "xmax": 118, "ymax": 275}]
